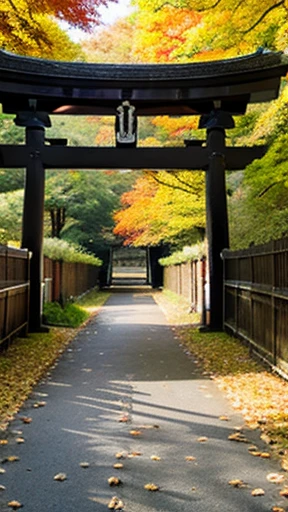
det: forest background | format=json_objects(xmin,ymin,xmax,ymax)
[{"xmin": 0, "ymin": 0, "xmax": 287, "ymax": 264}]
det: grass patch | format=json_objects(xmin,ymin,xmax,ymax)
[
  {"xmin": 154, "ymin": 289, "xmax": 288, "ymax": 469},
  {"xmin": 43, "ymin": 302, "xmax": 89, "ymax": 328},
  {"xmin": 0, "ymin": 289, "xmax": 110, "ymax": 430}
]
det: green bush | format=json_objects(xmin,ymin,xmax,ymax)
[
  {"xmin": 43, "ymin": 302, "xmax": 89, "ymax": 328},
  {"xmin": 43, "ymin": 238, "xmax": 102, "ymax": 266}
]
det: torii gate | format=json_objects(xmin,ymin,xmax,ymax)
[{"xmin": 0, "ymin": 49, "xmax": 287, "ymax": 332}]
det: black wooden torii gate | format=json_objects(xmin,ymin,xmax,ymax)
[{"xmin": 0, "ymin": 49, "xmax": 287, "ymax": 332}]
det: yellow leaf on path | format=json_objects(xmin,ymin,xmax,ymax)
[
  {"xmin": 54, "ymin": 473, "xmax": 67, "ymax": 481},
  {"xmin": 229, "ymin": 479, "xmax": 247, "ymax": 488},
  {"xmin": 0, "ymin": 485, "xmax": 6, "ymax": 491},
  {"xmin": 80, "ymin": 462, "xmax": 90, "ymax": 468},
  {"xmin": 16, "ymin": 438, "xmax": 25, "ymax": 444},
  {"xmin": 261, "ymin": 433, "xmax": 272, "ymax": 445},
  {"xmin": 144, "ymin": 483, "xmax": 159, "ymax": 491},
  {"xmin": 113, "ymin": 463, "xmax": 124, "ymax": 469},
  {"xmin": 281, "ymin": 459, "xmax": 288, "ymax": 471},
  {"xmin": 150, "ymin": 455, "xmax": 161, "ymax": 461},
  {"xmin": 248, "ymin": 445, "xmax": 258, "ymax": 452},
  {"xmin": 279, "ymin": 487, "xmax": 288, "ymax": 497},
  {"xmin": 34, "ymin": 401, "xmax": 46, "ymax": 408},
  {"xmin": 139, "ymin": 425, "xmax": 159, "ymax": 430},
  {"xmin": 115, "ymin": 452, "xmax": 127, "ymax": 460},
  {"xmin": 219, "ymin": 416, "xmax": 229, "ymax": 421},
  {"xmin": 108, "ymin": 476, "xmax": 121, "ymax": 487},
  {"xmin": 4, "ymin": 456, "xmax": 19, "ymax": 463},
  {"xmin": 250, "ymin": 451, "xmax": 262, "ymax": 457},
  {"xmin": 0, "ymin": 440, "xmax": 8, "ymax": 445},
  {"xmin": 8, "ymin": 501, "xmax": 22, "ymax": 509},
  {"xmin": 118, "ymin": 416, "xmax": 129, "ymax": 423},
  {"xmin": 108, "ymin": 496, "xmax": 119, "ymax": 509},
  {"xmin": 260, "ymin": 452, "xmax": 271, "ymax": 459},
  {"xmin": 186, "ymin": 456, "xmax": 196, "ymax": 461},
  {"xmin": 267, "ymin": 473, "xmax": 285, "ymax": 484},
  {"xmin": 0, "ymin": 468, "xmax": 5, "ymax": 473},
  {"xmin": 197, "ymin": 437, "xmax": 208, "ymax": 443},
  {"xmin": 272, "ymin": 507, "xmax": 285, "ymax": 512},
  {"xmin": 115, "ymin": 500, "xmax": 124, "ymax": 510},
  {"xmin": 129, "ymin": 430, "xmax": 142, "ymax": 436},
  {"xmin": 251, "ymin": 488, "xmax": 265, "ymax": 496},
  {"xmin": 128, "ymin": 451, "xmax": 142, "ymax": 458},
  {"xmin": 19, "ymin": 417, "xmax": 32, "ymax": 424},
  {"xmin": 228, "ymin": 432, "xmax": 248, "ymax": 443}
]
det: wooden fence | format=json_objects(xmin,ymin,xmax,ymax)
[
  {"xmin": 43, "ymin": 258, "xmax": 100, "ymax": 304},
  {"xmin": 163, "ymin": 258, "xmax": 206, "ymax": 315},
  {"xmin": 0, "ymin": 246, "xmax": 30, "ymax": 345},
  {"xmin": 222, "ymin": 237, "xmax": 288, "ymax": 373}
]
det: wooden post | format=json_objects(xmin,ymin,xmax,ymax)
[
  {"xmin": 205, "ymin": 127, "xmax": 229, "ymax": 330},
  {"xmin": 21, "ymin": 125, "xmax": 46, "ymax": 331}
]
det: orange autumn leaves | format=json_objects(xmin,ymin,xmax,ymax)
[{"xmin": 113, "ymin": 171, "xmax": 205, "ymax": 247}]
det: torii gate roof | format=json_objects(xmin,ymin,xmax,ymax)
[{"xmin": 0, "ymin": 49, "xmax": 287, "ymax": 116}]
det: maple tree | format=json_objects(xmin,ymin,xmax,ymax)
[
  {"xmin": 113, "ymin": 171, "xmax": 205, "ymax": 247},
  {"xmin": 134, "ymin": 0, "xmax": 288, "ymax": 55},
  {"xmin": 0, "ymin": 0, "xmax": 116, "ymax": 58}
]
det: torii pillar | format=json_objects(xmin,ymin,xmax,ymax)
[
  {"xmin": 200, "ymin": 110, "xmax": 233, "ymax": 330},
  {"xmin": 15, "ymin": 111, "xmax": 50, "ymax": 332}
]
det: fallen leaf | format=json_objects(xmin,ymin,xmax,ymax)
[
  {"xmin": 267, "ymin": 473, "xmax": 285, "ymax": 484},
  {"xmin": 54, "ymin": 473, "xmax": 67, "ymax": 481},
  {"xmin": 8, "ymin": 501, "xmax": 22, "ymax": 509},
  {"xmin": 113, "ymin": 463, "xmax": 124, "ymax": 469},
  {"xmin": 250, "ymin": 451, "xmax": 262, "ymax": 457},
  {"xmin": 144, "ymin": 483, "xmax": 159, "ymax": 491},
  {"xmin": 115, "ymin": 499, "xmax": 124, "ymax": 510},
  {"xmin": 128, "ymin": 451, "xmax": 142, "ymax": 458},
  {"xmin": 191, "ymin": 487, "xmax": 197, "ymax": 492},
  {"xmin": 80, "ymin": 462, "xmax": 90, "ymax": 468},
  {"xmin": 19, "ymin": 417, "xmax": 32, "ymax": 424},
  {"xmin": 0, "ymin": 485, "xmax": 6, "ymax": 491},
  {"xmin": 281, "ymin": 459, "xmax": 288, "ymax": 471},
  {"xmin": 219, "ymin": 416, "xmax": 229, "ymax": 421},
  {"xmin": 115, "ymin": 452, "xmax": 127, "ymax": 460},
  {"xmin": 279, "ymin": 487, "xmax": 288, "ymax": 497},
  {"xmin": 185, "ymin": 456, "xmax": 196, "ymax": 462},
  {"xmin": 251, "ymin": 488, "xmax": 265, "ymax": 496},
  {"xmin": 108, "ymin": 476, "xmax": 121, "ymax": 487},
  {"xmin": 129, "ymin": 430, "xmax": 142, "ymax": 436},
  {"xmin": 3, "ymin": 456, "xmax": 19, "ymax": 463},
  {"xmin": 228, "ymin": 432, "xmax": 248, "ymax": 443},
  {"xmin": 197, "ymin": 437, "xmax": 208, "ymax": 443},
  {"xmin": 248, "ymin": 445, "xmax": 258, "ymax": 452},
  {"xmin": 0, "ymin": 440, "xmax": 8, "ymax": 445},
  {"xmin": 260, "ymin": 452, "xmax": 271, "ymax": 459},
  {"xmin": 150, "ymin": 455, "xmax": 161, "ymax": 461},
  {"xmin": 272, "ymin": 507, "xmax": 285, "ymax": 512},
  {"xmin": 34, "ymin": 401, "xmax": 46, "ymax": 408},
  {"xmin": 108, "ymin": 496, "xmax": 118, "ymax": 509},
  {"xmin": 118, "ymin": 416, "xmax": 129, "ymax": 423},
  {"xmin": 0, "ymin": 468, "xmax": 6, "ymax": 474},
  {"xmin": 16, "ymin": 438, "xmax": 25, "ymax": 444},
  {"xmin": 229, "ymin": 479, "xmax": 247, "ymax": 488},
  {"xmin": 261, "ymin": 433, "xmax": 272, "ymax": 445}
]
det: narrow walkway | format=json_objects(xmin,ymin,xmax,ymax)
[{"xmin": 0, "ymin": 292, "xmax": 284, "ymax": 511}]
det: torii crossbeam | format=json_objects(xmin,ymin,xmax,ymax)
[{"xmin": 0, "ymin": 49, "xmax": 287, "ymax": 331}]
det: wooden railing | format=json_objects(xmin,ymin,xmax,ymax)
[
  {"xmin": 223, "ymin": 237, "xmax": 288, "ymax": 374},
  {"xmin": 43, "ymin": 258, "xmax": 100, "ymax": 304},
  {"xmin": 163, "ymin": 258, "xmax": 206, "ymax": 315},
  {"xmin": 0, "ymin": 246, "xmax": 30, "ymax": 345}
]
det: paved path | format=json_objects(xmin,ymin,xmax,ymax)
[{"xmin": 0, "ymin": 291, "xmax": 285, "ymax": 511}]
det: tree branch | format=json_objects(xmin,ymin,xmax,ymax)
[
  {"xmin": 241, "ymin": 0, "xmax": 285, "ymax": 34},
  {"xmin": 147, "ymin": 171, "xmax": 194, "ymax": 194}
]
